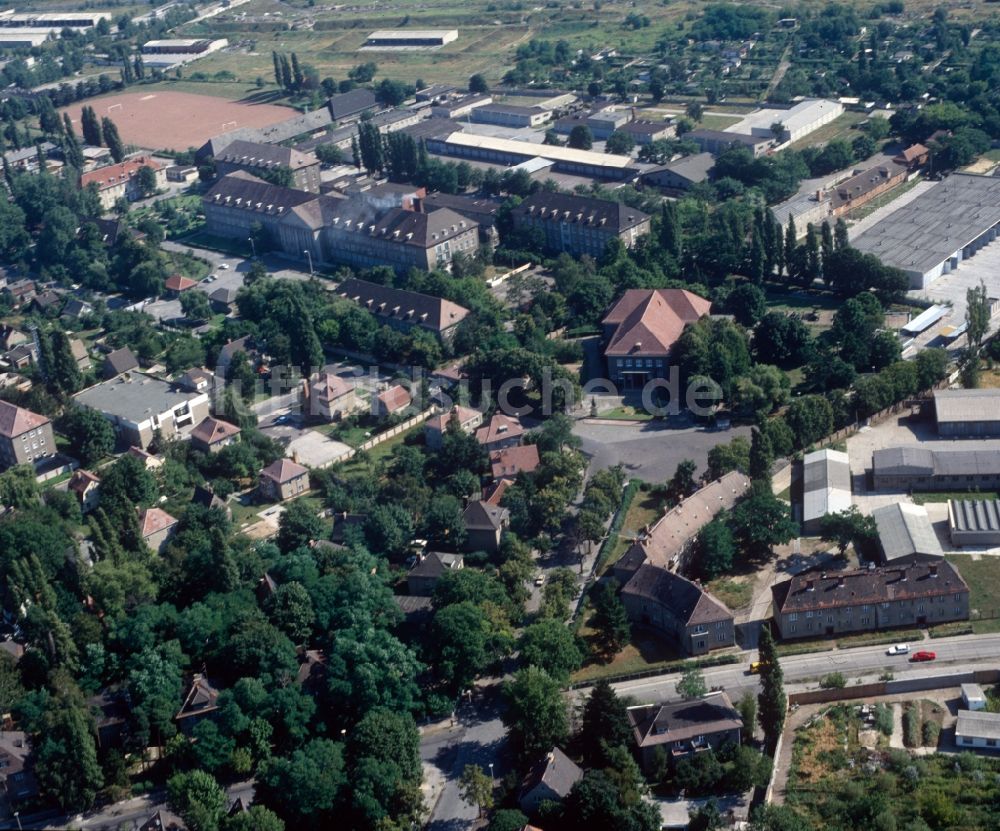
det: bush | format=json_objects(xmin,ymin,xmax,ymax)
[
  {"xmin": 903, "ymin": 704, "xmax": 920, "ymax": 748},
  {"xmin": 820, "ymin": 672, "xmax": 846, "ymax": 689},
  {"xmin": 874, "ymin": 703, "xmax": 893, "ymax": 736},
  {"xmin": 922, "ymin": 719, "xmax": 940, "ymax": 747}
]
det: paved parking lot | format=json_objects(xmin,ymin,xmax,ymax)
[{"xmin": 258, "ymin": 411, "xmax": 353, "ymax": 468}]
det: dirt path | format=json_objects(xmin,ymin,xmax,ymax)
[{"xmin": 890, "ymin": 702, "xmax": 905, "ymax": 749}]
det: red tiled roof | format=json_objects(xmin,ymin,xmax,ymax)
[
  {"xmin": 260, "ymin": 458, "xmax": 308, "ymax": 484},
  {"xmin": 490, "ymin": 445, "xmax": 540, "ymax": 479},
  {"xmin": 311, "ymin": 372, "xmax": 352, "ymax": 402},
  {"xmin": 164, "ymin": 274, "xmax": 197, "ymax": 292},
  {"xmin": 483, "ymin": 477, "xmax": 514, "ymax": 506},
  {"xmin": 377, "ymin": 384, "xmax": 411, "ymax": 413},
  {"xmin": 475, "ymin": 413, "xmax": 524, "ymax": 446},
  {"xmin": 68, "ymin": 469, "xmax": 99, "ymax": 494},
  {"xmin": 138, "ymin": 507, "xmax": 178, "ymax": 538},
  {"xmin": 190, "ymin": 416, "xmax": 241, "ymax": 446},
  {"xmin": 427, "ymin": 405, "xmax": 480, "ymax": 434},
  {"xmin": 80, "ymin": 155, "xmax": 163, "ymax": 192},
  {"xmin": 0, "ymin": 399, "xmax": 49, "ymax": 439},
  {"xmin": 603, "ymin": 289, "xmax": 711, "ymax": 358}
]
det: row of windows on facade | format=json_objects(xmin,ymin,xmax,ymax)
[
  {"xmin": 617, "ymin": 358, "xmax": 665, "ymax": 368},
  {"xmin": 787, "ymin": 606, "xmax": 963, "ymax": 633},
  {"xmin": 787, "ymin": 594, "xmax": 964, "ymax": 620}
]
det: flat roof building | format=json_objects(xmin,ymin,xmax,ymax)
[
  {"xmin": 949, "ymin": 499, "xmax": 1000, "ymax": 547},
  {"xmin": 364, "ymin": 29, "xmax": 458, "ymax": 48},
  {"xmin": 687, "ymin": 128, "xmax": 770, "ymax": 158},
  {"xmin": 726, "ymin": 98, "xmax": 844, "ymax": 143},
  {"xmin": 802, "ymin": 449, "xmax": 852, "ymax": 534},
  {"xmin": 872, "ymin": 503, "xmax": 943, "ymax": 562},
  {"xmin": 470, "ymin": 103, "xmax": 552, "ymax": 128},
  {"xmin": 935, "ymin": 389, "xmax": 1000, "ymax": 437},
  {"xmin": 853, "ymin": 173, "xmax": 1000, "ymax": 289}
]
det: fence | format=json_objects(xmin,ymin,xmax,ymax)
[
  {"xmin": 787, "ymin": 668, "xmax": 1000, "ymax": 707},
  {"xmin": 316, "ymin": 406, "xmax": 438, "ymax": 469},
  {"xmin": 567, "ymin": 653, "xmax": 740, "ymax": 691}
]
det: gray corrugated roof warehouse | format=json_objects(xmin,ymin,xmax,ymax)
[
  {"xmin": 872, "ymin": 503, "xmax": 943, "ymax": 562},
  {"xmin": 801, "ymin": 448, "xmax": 852, "ymax": 533},
  {"xmin": 949, "ymin": 498, "xmax": 1000, "ymax": 546},
  {"xmin": 935, "ymin": 389, "xmax": 1000, "ymax": 437}
]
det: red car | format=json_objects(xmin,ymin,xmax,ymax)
[{"xmin": 910, "ymin": 651, "xmax": 937, "ymax": 662}]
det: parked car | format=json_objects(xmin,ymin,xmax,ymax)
[
  {"xmin": 887, "ymin": 644, "xmax": 910, "ymax": 655},
  {"xmin": 219, "ymin": 263, "xmax": 230, "ymax": 269},
  {"xmin": 748, "ymin": 661, "xmax": 767, "ymax": 674},
  {"xmin": 534, "ymin": 575, "xmax": 545, "ymax": 587},
  {"xmin": 910, "ymin": 651, "xmax": 937, "ymax": 662}
]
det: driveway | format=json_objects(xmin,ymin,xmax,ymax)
[
  {"xmin": 258, "ymin": 411, "xmax": 352, "ymax": 468},
  {"xmin": 572, "ymin": 419, "xmax": 753, "ymax": 484}
]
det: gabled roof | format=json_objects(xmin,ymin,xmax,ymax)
[
  {"xmin": 138, "ymin": 507, "xmax": 178, "ymax": 538},
  {"xmin": 897, "ymin": 143, "xmax": 929, "ymax": 163},
  {"xmin": 409, "ymin": 551, "xmax": 463, "ymax": 579},
  {"xmin": 627, "ymin": 692, "xmax": 742, "ymax": 748},
  {"xmin": 214, "ymin": 138, "xmax": 316, "ymax": 171},
  {"xmin": 622, "ymin": 564, "xmax": 733, "ymax": 626},
  {"xmin": 872, "ymin": 503, "xmax": 943, "ymax": 561},
  {"xmin": 260, "ymin": 458, "xmax": 309, "ymax": 484},
  {"xmin": 327, "ymin": 88, "xmax": 378, "ymax": 121},
  {"xmin": 604, "ymin": 289, "xmax": 711, "ymax": 357},
  {"xmin": 475, "ymin": 413, "xmax": 524, "ymax": 446},
  {"xmin": 512, "ymin": 192, "xmax": 650, "ymax": 234},
  {"xmin": 490, "ymin": 445, "xmax": 541, "ymax": 479},
  {"xmin": 203, "ymin": 171, "xmax": 316, "ymax": 219},
  {"xmin": 81, "ymin": 155, "xmax": 163, "ymax": 191},
  {"xmin": 103, "ymin": 346, "xmax": 139, "ymax": 377},
  {"xmin": 377, "ymin": 384, "xmax": 412, "ymax": 413},
  {"xmin": 338, "ymin": 278, "xmax": 470, "ymax": 333},
  {"xmin": 176, "ymin": 673, "xmax": 221, "ymax": 721},
  {"xmin": 217, "ymin": 336, "xmax": 252, "ymax": 364},
  {"xmin": 68, "ymin": 469, "xmax": 99, "ymax": 495},
  {"xmin": 483, "ymin": 477, "xmax": 514, "ymax": 506},
  {"xmin": 426, "ymin": 404, "xmax": 481, "ymax": 434},
  {"xmin": 190, "ymin": 416, "xmax": 241, "ymax": 446},
  {"xmin": 164, "ymin": 274, "xmax": 197, "ymax": 292},
  {"xmin": 463, "ymin": 500, "xmax": 509, "ymax": 531},
  {"xmin": 310, "ymin": 372, "xmax": 353, "ymax": 402},
  {"xmin": 520, "ymin": 747, "xmax": 583, "ymax": 800},
  {"xmin": 0, "ymin": 400, "xmax": 49, "ymax": 438}
]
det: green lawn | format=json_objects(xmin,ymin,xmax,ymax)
[
  {"xmin": 844, "ymin": 175, "xmax": 923, "ymax": 222},
  {"xmin": 598, "ymin": 406, "xmax": 655, "ymax": 422},
  {"xmin": 706, "ymin": 577, "xmax": 752, "ymax": 611},
  {"xmin": 947, "ymin": 554, "xmax": 1000, "ymax": 629},
  {"xmin": 600, "ymin": 487, "xmax": 663, "ymax": 574}
]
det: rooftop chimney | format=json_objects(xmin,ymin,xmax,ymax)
[
  {"xmin": 929, "ymin": 564, "xmax": 939, "ymax": 578},
  {"xmin": 805, "ymin": 579, "xmax": 814, "ymax": 592}
]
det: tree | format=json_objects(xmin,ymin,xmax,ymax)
[
  {"xmin": 136, "ymin": 164, "xmax": 158, "ymax": 196},
  {"xmin": 736, "ymin": 691, "xmax": 757, "ymax": 737},
  {"xmin": 561, "ymin": 766, "xmax": 660, "ymax": 831},
  {"xmin": 726, "ymin": 745, "xmax": 771, "ymax": 792},
  {"xmin": 676, "ymin": 666, "xmax": 707, "ymax": 700},
  {"xmin": 256, "ymin": 739, "xmax": 345, "ymax": 830},
  {"xmin": 57, "ymin": 406, "xmax": 115, "ymax": 467},
  {"xmin": 731, "ymin": 488, "xmax": 797, "ymax": 562},
  {"xmin": 749, "ymin": 428, "xmax": 774, "ymax": 483},
  {"xmin": 519, "ymin": 618, "xmax": 583, "ymax": 683},
  {"xmin": 223, "ymin": 806, "xmax": 286, "ymax": 831},
  {"xmin": 80, "ymin": 105, "xmax": 102, "ymax": 146},
  {"xmin": 818, "ymin": 506, "xmax": 878, "ymax": 559},
  {"xmin": 726, "ymin": 284, "xmax": 767, "ymax": 327},
  {"xmin": 181, "ymin": 289, "xmax": 212, "ymax": 321},
  {"xmin": 784, "ymin": 395, "xmax": 833, "ymax": 449},
  {"xmin": 688, "ymin": 801, "xmax": 723, "ymax": 831},
  {"xmin": 314, "ymin": 143, "xmax": 343, "ymax": 166},
  {"xmin": 101, "ymin": 116, "xmax": 125, "ymax": 162},
  {"xmin": 698, "ymin": 516, "xmax": 735, "ymax": 579},
  {"xmin": 568, "ymin": 125, "xmax": 594, "ymax": 150},
  {"xmin": 757, "ymin": 626, "xmax": 786, "ymax": 748},
  {"xmin": 833, "ymin": 217, "xmax": 849, "ymax": 251},
  {"xmin": 46, "ymin": 330, "xmax": 83, "ymax": 395},
  {"xmin": 276, "ymin": 499, "xmax": 322, "ymax": 553},
  {"xmin": 964, "ymin": 279, "xmax": 991, "ymax": 386},
  {"xmin": 267, "ymin": 582, "xmax": 315, "ymax": 644},
  {"xmin": 168, "ymin": 770, "xmax": 228, "ymax": 831},
  {"xmin": 589, "ymin": 579, "xmax": 630, "ymax": 656},
  {"xmin": 458, "ymin": 764, "xmax": 494, "ymax": 817},
  {"xmin": 706, "ymin": 436, "xmax": 750, "ymax": 479},
  {"xmin": 429, "ymin": 601, "xmax": 493, "ymax": 693},
  {"xmin": 488, "ymin": 810, "xmax": 530, "ymax": 831},
  {"xmin": 33, "ymin": 690, "xmax": 104, "ymax": 812},
  {"xmin": 469, "ymin": 73, "xmax": 489, "ymax": 94},
  {"xmin": 363, "ymin": 502, "xmax": 414, "ymax": 558},
  {"xmin": 502, "ymin": 666, "xmax": 568, "ymax": 761},
  {"xmin": 579, "ymin": 679, "xmax": 632, "ymax": 766},
  {"xmin": 605, "ymin": 130, "xmax": 635, "ymax": 154},
  {"xmin": 686, "ymin": 101, "xmax": 704, "ymax": 122},
  {"xmin": 666, "ymin": 459, "xmax": 698, "ymax": 503}
]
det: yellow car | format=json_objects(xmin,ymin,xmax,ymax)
[{"xmin": 748, "ymin": 661, "xmax": 766, "ymax": 674}]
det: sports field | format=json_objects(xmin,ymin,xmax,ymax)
[{"xmin": 60, "ymin": 90, "xmax": 295, "ymax": 152}]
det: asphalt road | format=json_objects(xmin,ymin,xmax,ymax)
[{"xmin": 607, "ymin": 632, "xmax": 1000, "ymax": 706}]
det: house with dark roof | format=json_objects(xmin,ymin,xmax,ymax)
[
  {"xmin": 128, "ymin": 445, "xmax": 164, "ymax": 470},
  {"xmin": 259, "ymin": 458, "xmax": 310, "ymax": 502},
  {"xmin": 422, "ymin": 192, "xmax": 502, "ymax": 247},
  {"xmin": 175, "ymin": 673, "xmax": 222, "ymax": 734},
  {"xmin": 490, "ymin": 445, "xmax": 540, "ymax": 481},
  {"xmin": 214, "ymin": 138, "xmax": 321, "ymax": 192},
  {"xmin": 61, "ymin": 296, "xmax": 93, "ymax": 320},
  {"xmin": 627, "ymin": 692, "xmax": 743, "ymax": 772},
  {"xmin": 518, "ymin": 748, "xmax": 583, "ymax": 815},
  {"xmin": 192, "ymin": 483, "xmax": 232, "ymax": 520},
  {"xmin": 338, "ymin": 278, "xmax": 470, "ymax": 342},
  {"xmin": 0, "ymin": 400, "xmax": 54, "ymax": 470},
  {"xmin": 327, "ymin": 88, "xmax": 378, "ymax": 122},
  {"xmin": 621, "ymin": 565, "xmax": 735, "ymax": 655},
  {"xmin": 102, "ymin": 346, "xmax": 139, "ymax": 379},
  {"xmin": 462, "ymin": 500, "xmax": 509, "ymax": 552},
  {"xmin": 408, "ymin": 551, "xmax": 464, "ymax": 596},
  {"xmin": 209, "ymin": 285, "xmax": 240, "ymax": 314},
  {"xmin": 872, "ymin": 446, "xmax": 1000, "ymax": 492},
  {"xmin": 511, "ymin": 192, "xmax": 651, "ymax": 258},
  {"xmin": 3, "ymin": 343, "xmax": 35, "ymax": 369},
  {"xmin": 29, "ymin": 289, "xmax": 62, "ymax": 315},
  {"xmin": 771, "ymin": 560, "xmax": 969, "ymax": 639},
  {"xmin": 190, "ymin": 416, "xmax": 241, "ymax": 454},
  {"xmin": 602, "ymin": 288, "xmax": 711, "ymax": 389},
  {"xmin": 642, "ymin": 152, "xmax": 715, "ymax": 193}
]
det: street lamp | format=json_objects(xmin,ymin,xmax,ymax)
[
  {"xmin": 488, "ymin": 763, "xmax": 494, "ymax": 787},
  {"xmin": 247, "ymin": 236, "xmax": 256, "ymax": 258},
  {"xmin": 303, "ymin": 249, "xmax": 314, "ymax": 276},
  {"xmin": 14, "ymin": 811, "xmax": 21, "ymax": 831}
]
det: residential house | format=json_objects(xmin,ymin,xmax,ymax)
[
  {"xmin": 81, "ymin": 156, "xmax": 167, "ymax": 210},
  {"xmin": 139, "ymin": 810, "xmax": 186, "ymax": 831},
  {"xmin": 337, "ymin": 278, "xmax": 471, "ymax": 342},
  {"xmin": 190, "ymin": 416, "xmax": 241, "ymax": 454},
  {"xmin": 4, "ymin": 343, "xmax": 35, "ymax": 369},
  {"xmin": 305, "ymin": 373, "xmax": 358, "ymax": 421},
  {"xmin": 214, "ymin": 138, "xmax": 321, "ymax": 193},
  {"xmin": 209, "ymin": 285, "xmax": 239, "ymax": 314},
  {"xmin": 139, "ymin": 507, "xmax": 179, "ymax": 555},
  {"xmin": 258, "ymin": 458, "xmax": 310, "ymax": 502},
  {"xmin": 175, "ymin": 674, "xmax": 221, "ymax": 734},
  {"xmin": 393, "ymin": 594, "xmax": 434, "ymax": 626},
  {"xmin": 0, "ymin": 732, "xmax": 37, "ymax": 803},
  {"xmin": 179, "ymin": 367, "xmax": 216, "ymax": 395},
  {"xmin": 963, "ymin": 683, "xmax": 988, "ymax": 711},
  {"xmin": 102, "ymin": 346, "xmax": 139, "ymax": 379},
  {"xmin": 0, "ymin": 399, "xmax": 55, "ymax": 469},
  {"xmin": 215, "ymin": 336, "xmax": 256, "ymax": 379},
  {"xmin": 164, "ymin": 274, "xmax": 198, "ymax": 297},
  {"xmin": 3, "ymin": 279, "xmax": 35, "ymax": 308},
  {"xmin": 407, "ymin": 551, "xmax": 464, "ymax": 596},
  {"xmin": 375, "ymin": 384, "xmax": 412, "ymax": 417},
  {"xmin": 490, "ymin": 445, "xmax": 541, "ymax": 480},
  {"xmin": 895, "ymin": 143, "xmax": 929, "ymax": 169},
  {"xmin": 510, "ymin": 192, "xmax": 651, "ymax": 258},
  {"xmin": 518, "ymin": 748, "xmax": 583, "ymax": 815},
  {"xmin": 61, "ymin": 297, "xmax": 93, "ymax": 320},
  {"xmin": 127, "ymin": 445, "xmax": 164, "ymax": 470},
  {"xmin": 621, "ymin": 565, "xmax": 735, "ymax": 655},
  {"xmin": 462, "ymin": 500, "xmax": 510, "ymax": 552},
  {"xmin": 89, "ymin": 687, "xmax": 130, "ymax": 750},
  {"xmin": 641, "ymin": 152, "xmax": 715, "ymax": 193},
  {"xmin": 956, "ymin": 710, "xmax": 1000, "ymax": 750},
  {"xmin": 69, "ymin": 338, "xmax": 91, "ymax": 371},
  {"xmin": 771, "ymin": 560, "xmax": 969, "ymax": 639},
  {"xmin": 68, "ymin": 469, "xmax": 100, "ymax": 512},
  {"xmin": 0, "ymin": 325, "xmax": 26, "ymax": 352},
  {"xmin": 29, "ymin": 290, "xmax": 62, "ymax": 315},
  {"xmin": 602, "ymin": 288, "xmax": 712, "ymax": 389},
  {"xmin": 627, "ymin": 692, "xmax": 743, "ymax": 773},
  {"xmin": 192, "ymin": 483, "xmax": 232, "ymax": 521},
  {"xmin": 73, "ymin": 373, "xmax": 211, "ymax": 449},
  {"xmin": 425, "ymin": 405, "xmax": 483, "ymax": 449},
  {"xmin": 613, "ymin": 472, "xmax": 751, "ymax": 581},
  {"xmin": 475, "ymin": 413, "xmax": 524, "ymax": 452}
]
